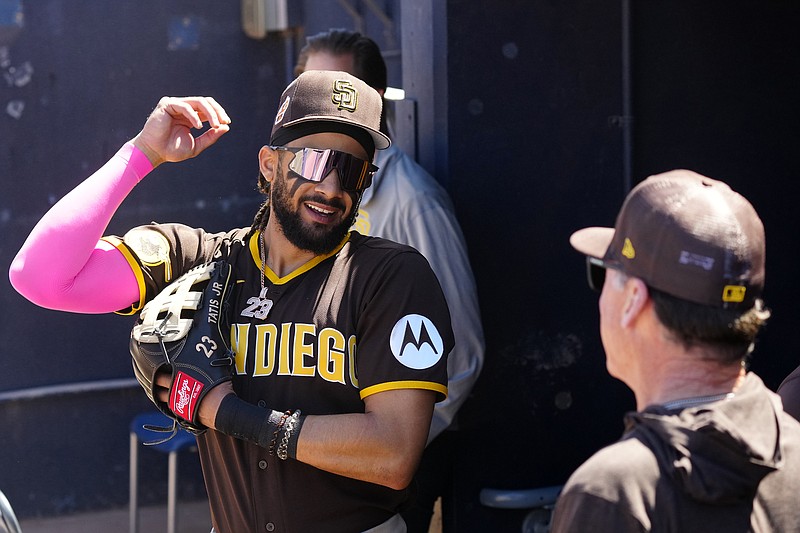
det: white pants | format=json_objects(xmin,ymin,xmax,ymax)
[{"xmin": 362, "ymin": 514, "xmax": 407, "ymax": 533}]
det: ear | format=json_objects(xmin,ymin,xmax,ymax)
[
  {"xmin": 620, "ymin": 278, "xmax": 649, "ymax": 328},
  {"xmin": 258, "ymin": 145, "xmax": 278, "ymax": 182}
]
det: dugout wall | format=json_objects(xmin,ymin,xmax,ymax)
[{"xmin": 1, "ymin": 2, "xmax": 798, "ymax": 531}]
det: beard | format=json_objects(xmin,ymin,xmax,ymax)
[{"xmin": 270, "ymin": 167, "xmax": 359, "ymax": 255}]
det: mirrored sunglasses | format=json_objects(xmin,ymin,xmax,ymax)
[{"xmin": 271, "ymin": 146, "xmax": 378, "ymax": 192}]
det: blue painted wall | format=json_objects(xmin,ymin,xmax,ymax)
[
  {"xmin": 0, "ymin": 0, "xmax": 288, "ymax": 518},
  {"xmin": 1, "ymin": 1, "xmax": 799, "ymax": 531}
]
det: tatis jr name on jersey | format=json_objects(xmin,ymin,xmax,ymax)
[{"xmin": 230, "ymin": 322, "xmax": 359, "ymax": 387}]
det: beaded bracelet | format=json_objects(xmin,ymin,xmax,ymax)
[
  {"xmin": 277, "ymin": 410, "xmax": 302, "ymax": 460},
  {"xmin": 268, "ymin": 410, "xmax": 292, "ymax": 456}
]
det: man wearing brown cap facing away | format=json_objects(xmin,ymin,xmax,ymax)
[
  {"xmin": 550, "ymin": 170, "xmax": 800, "ymax": 532},
  {"xmin": 9, "ymin": 71, "xmax": 453, "ymax": 533}
]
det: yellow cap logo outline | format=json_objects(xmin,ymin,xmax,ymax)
[
  {"xmin": 722, "ymin": 285, "xmax": 746, "ymax": 303},
  {"xmin": 621, "ymin": 238, "xmax": 636, "ymax": 259}
]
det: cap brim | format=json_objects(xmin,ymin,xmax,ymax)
[
  {"xmin": 569, "ymin": 227, "xmax": 615, "ymax": 258},
  {"xmin": 283, "ymin": 116, "xmax": 391, "ymax": 150}
]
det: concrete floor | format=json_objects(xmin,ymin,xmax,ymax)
[
  {"xmin": 17, "ymin": 499, "xmax": 211, "ymax": 533},
  {"xmin": 17, "ymin": 497, "xmax": 442, "ymax": 533}
]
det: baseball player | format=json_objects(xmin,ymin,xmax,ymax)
[
  {"xmin": 10, "ymin": 71, "xmax": 453, "ymax": 533},
  {"xmin": 295, "ymin": 29, "xmax": 485, "ymax": 532}
]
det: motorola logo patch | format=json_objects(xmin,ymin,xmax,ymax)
[{"xmin": 390, "ymin": 314, "xmax": 444, "ymax": 370}]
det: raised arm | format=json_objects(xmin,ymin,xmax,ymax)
[
  {"xmin": 9, "ymin": 97, "xmax": 230, "ymax": 313},
  {"xmin": 131, "ymin": 96, "xmax": 231, "ymax": 167}
]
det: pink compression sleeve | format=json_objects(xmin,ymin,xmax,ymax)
[{"xmin": 8, "ymin": 142, "xmax": 154, "ymax": 313}]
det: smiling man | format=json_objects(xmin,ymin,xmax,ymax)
[
  {"xmin": 294, "ymin": 30, "xmax": 486, "ymax": 532},
  {"xmin": 9, "ymin": 71, "xmax": 453, "ymax": 533}
]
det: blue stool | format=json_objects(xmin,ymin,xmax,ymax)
[
  {"xmin": 479, "ymin": 484, "xmax": 564, "ymax": 533},
  {"xmin": 129, "ymin": 411, "xmax": 198, "ymax": 533}
]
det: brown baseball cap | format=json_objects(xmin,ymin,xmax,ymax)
[
  {"xmin": 570, "ymin": 170, "xmax": 765, "ymax": 309},
  {"xmin": 269, "ymin": 70, "xmax": 390, "ymax": 156}
]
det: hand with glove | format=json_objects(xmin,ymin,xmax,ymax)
[{"xmin": 130, "ymin": 260, "xmax": 235, "ymax": 440}]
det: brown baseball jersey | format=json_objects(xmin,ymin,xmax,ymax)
[{"xmin": 108, "ymin": 223, "xmax": 453, "ymax": 532}]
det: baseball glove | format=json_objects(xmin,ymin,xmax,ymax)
[{"xmin": 130, "ymin": 260, "xmax": 235, "ymax": 441}]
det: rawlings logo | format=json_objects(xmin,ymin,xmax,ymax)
[
  {"xmin": 170, "ymin": 371, "xmax": 204, "ymax": 421},
  {"xmin": 331, "ymin": 80, "xmax": 357, "ymax": 112},
  {"xmin": 176, "ymin": 380, "xmax": 192, "ymax": 413}
]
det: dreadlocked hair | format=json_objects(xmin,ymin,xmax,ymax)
[
  {"xmin": 245, "ymin": 173, "xmax": 272, "ymax": 240},
  {"xmin": 257, "ymin": 171, "xmax": 270, "ymax": 195},
  {"xmin": 247, "ymin": 196, "xmax": 270, "ymax": 240}
]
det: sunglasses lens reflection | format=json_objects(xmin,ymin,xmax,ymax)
[{"xmin": 285, "ymin": 148, "xmax": 376, "ymax": 192}]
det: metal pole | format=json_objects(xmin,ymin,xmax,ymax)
[
  {"xmin": 129, "ymin": 433, "xmax": 139, "ymax": 533},
  {"xmin": 0, "ymin": 378, "xmax": 138, "ymax": 404},
  {"xmin": 621, "ymin": 0, "xmax": 634, "ymax": 193}
]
